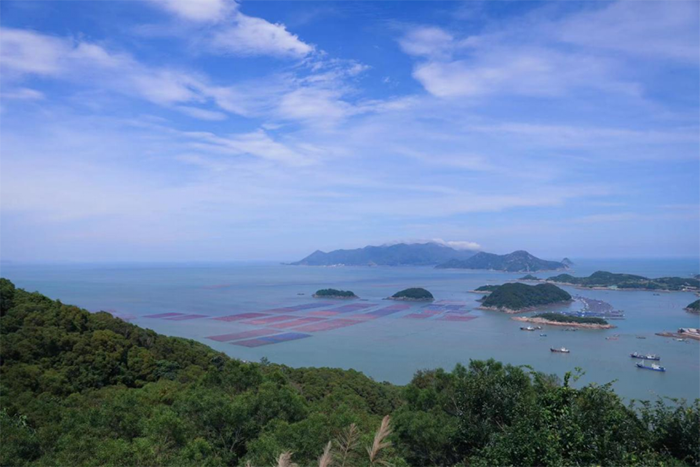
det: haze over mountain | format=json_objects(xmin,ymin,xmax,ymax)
[
  {"xmin": 290, "ymin": 242, "xmax": 477, "ymax": 266},
  {"xmin": 436, "ymin": 250, "xmax": 567, "ymax": 272}
]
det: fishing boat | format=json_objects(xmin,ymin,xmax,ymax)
[
  {"xmin": 550, "ymin": 347, "xmax": 570, "ymax": 353},
  {"xmin": 520, "ymin": 326, "xmax": 536, "ymax": 331},
  {"xmin": 630, "ymin": 352, "xmax": 660, "ymax": 361},
  {"xmin": 540, "ymin": 333, "xmax": 547, "ymax": 337},
  {"xmin": 636, "ymin": 362, "xmax": 666, "ymax": 372}
]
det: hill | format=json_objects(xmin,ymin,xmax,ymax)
[
  {"xmin": 436, "ymin": 250, "xmax": 567, "ymax": 272},
  {"xmin": 547, "ymin": 271, "xmax": 700, "ymax": 291},
  {"xmin": 0, "ymin": 278, "xmax": 698, "ymax": 466},
  {"xmin": 290, "ymin": 242, "xmax": 476, "ymax": 266},
  {"xmin": 480, "ymin": 283, "xmax": 572, "ymax": 312},
  {"xmin": 686, "ymin": 300, "xmax": 700, "ymax": 314},
  {"xmin": 389, "ymin": 287, "xmax": 434, "ymax": 301},
  {"xmin": 313, "ymin": 288, "xmax": 357, "ymax": 299}
]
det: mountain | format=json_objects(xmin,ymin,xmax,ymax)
[
  {"xmin": 561, "ymin": 258, "xmax": 574, "ymax": 267},
  {"xmin": 290, "ymin": 242, "xmax": 477, "ymax": 266},
  {"xmin": 436, "ymin": 250, "xmax": 567, "ymax": 272}
]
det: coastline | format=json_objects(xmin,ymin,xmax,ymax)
[
  {"xmin": 656, "ymin": 331, "xmax": 700, "ymax": 342},
  {"xmin": 478, "ymin": 299, "xmax": 573, "ymax": 315},
  {"xmin": 312, "ymin": 294, "xmax": 357, "ymax": 299},
  {"xmin": 541, "ymin": 280, "xmax": 695, "ymax": 293},
  {"xmin": 512, "ymin": 316, "xmax": 615, "ymax": 329},
  {"xmin": 387, "ymin": 296, "xmax": 433, "ymax": 302}
]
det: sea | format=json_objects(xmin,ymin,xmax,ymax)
[{"xmin": 2, "ymin": 258, "xmax": 699, "ymax": 402}]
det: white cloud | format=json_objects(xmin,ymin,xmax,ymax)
[
  {"xmin": 398, "ymin": 26, "xmax": 456, "ymax": 59},
  {"xmin": 211, "ymin": 12, "xmax": 313, "ymax": 58},
  {"xmin": 148, "ymin": 0, "xmax": 233, "ymax": 22},
  {"xmin": 0, "ymin": 88, "xmax": 44, "ymax": 100},
  {"xmin": 175, "ymin": 105, "xmax": 228, "ymax": 121},
  {"xmin": 0, "ymin": 28, "xmax": 68, "ymax": 76},
  {"xmin": 430, "ymin": 238, "xmax": 482, "ymax": 250}
]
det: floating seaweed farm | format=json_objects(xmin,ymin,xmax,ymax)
[{"xmin": 141, "ymin": 299, "xmax": 479, "ymax": 348}]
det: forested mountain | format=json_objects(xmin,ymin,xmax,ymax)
[
  {"xmin": 290, "ymin": 242, "xmax": 476, "ymax": 266},
  {"xmin": 436, "ymin": 250, "xmax": 567, "ymax": 272},
  {"xmin": 1, "ymin": 278, "xmax": 698, "ymax": 466}
]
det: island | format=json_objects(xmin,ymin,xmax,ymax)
[
  {"xmin": 546, "ymin": 271, "xmax": 700, "ymax": 292},
  {"xmin": 519, "ymin": 274, "xmax": 539, "ymax": 281},
  {"xmin": 469, "ymin": 285, "xmax": 500, "ymax": 294},
  {"xmin": 290, "ymin": 242, "xmax": 476, "ymax": 266},
  {"xmin": 478, "ymin": 283, "xmax": 572, "ymax": 313},
  {"xmin": 513, "ymin": 312, "xmax": 614, "ymax": 329},
  {"xmin": 436, "ymin": 250, "xmax": 568, "ymax": 272},
  {"xmin": 313, "ymin": 288, "xmax": 358, "ymax": 299},
  {"xmin": 561, "ymin": 258, "xmax": 574, "ymax": 267},
  {"xmin": 388, "ymin": 287, "xmax": 434, "ymax": 301},
  {"xmin": 685, "ymin": 300, "xmax": 700, "ymax": 314}
]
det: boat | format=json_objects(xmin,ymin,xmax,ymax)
[
  {"xmin": 636, "ymin": 336, "xmax": 647, "ymax": 339},
  {"xmin": 540, "ymin": 333, "xmax": 547, "ymax": 337},
  {"xmin": 636, "ymin": 362, "xmax": 666, "ymax": 372},
  {"xmin": 630, "ymin": 352, "xmax": 660, "ymax": 361},
  {"xmin": 550, "ymin": 347, "xmax": 570, "ymax": 353},
  {"xmin": 674, "ymin": 338, "xmax": 687, "ymax": 342},
  {"xmin": 520, "ymin": 326, "xmax": 536, "ymax": 331}
]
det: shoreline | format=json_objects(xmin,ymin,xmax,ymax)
[
  {"xmin": 541, "ymin": 280, "xmax": 695, "ymax": 293},
  {"xmin": 478, "ymin": 299, "xmax": 573, "ymax": 315},
  {"xmin": 387, "ymin": 296, "xmax": 434, "ymax": 302},
  {"xmin": 312, "ymin": 294, "xmax": 357, "ymax": 299},
  {"xmin": 512, "ymin": 316, "xmax": 615, "ymax": 329},
  {"xmin": 656, "ymin": 331, "xmax": 700, "ymax": 342}
]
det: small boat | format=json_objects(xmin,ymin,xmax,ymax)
[
  {"xmin": 520, "ymin": 326, "xmax": 536, "ymax": 331},
  {"xmin": 630, "ymin": 352, "xmax": 660, "ymax": 361},
  {"xmin": 636, "ymin": 362, "xmax": 665, "ymax": 372},
  {"xmin": 636, "ymin": 336, "xmax": 647, "ymax": 339},
  {"xmin": 297, "ymin": 293, "xmax": 305, "ymax": 295},
  {"xmin": 550, "ymin": 347, "xmax": 570, "ymax": 353},
  {"xmin": 675, "ymin": 338, "xmax": 687, "ymax": 342},
  {"xmin": 540, "ymin": 333, "xmax": 547, "ymax": 337}
]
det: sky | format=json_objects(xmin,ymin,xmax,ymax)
[{"xmin": 0, "ymin": 0, "xmax": 698, "ymax": 262}]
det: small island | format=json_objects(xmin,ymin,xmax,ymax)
[
  {"xmin": 546, "ymin": 271, "xmax": 699, "ymax": 292},
  {"xmin": 479, "ymin": 283, "xmax": 572, "ymax": 313},
  {"xmin": 513, "ymin": 312, "xmax": 614, "ymax": 329},
  {"xmin": 313, "ymin": 288, "xmax": 358, "ymax": 299},
  {"xmin": 519, "ymin": 274, "xmax": 539, "ymax": 281},
  {"xmin": 685, "ymin": 300, "xmax": 700, "ymax": 314},
  {"xmin": 469, "ymin": 285, "xmax": 500, "ymax": 294},
  {"xmin": 388, "ymin": 287, "xmax": 434, "ymax": 301}
]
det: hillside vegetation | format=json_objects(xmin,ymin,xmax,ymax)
[
  {"xmin": 437, "ymin": 250, "xmax": 566, "ymax": 272},
  {"xmin": 390, "ymin": 288, "xmax": 434, "ymax": 301},
  {"xmin": 533, "ymin": 312, "xmax": 608, "ymax": 325},
  {"xmin": 313, "ymin": 289, "xmax": 357, "ymax": 298},
  {"xmin": 481, "ymin": 283, "xmax": 572, "ymax": 311},
  {"xmin": 1, "ymin": 279, "xmax": 698, "ymax": 466},
  {"xmin": 547, "ymin": 271, "xmax": 699, "ymax": 291}
]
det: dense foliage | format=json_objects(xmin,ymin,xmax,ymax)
[
  {"xmin": 519, "ymin": 274, "xmax": 539, "ymax": 280},
  {"xmin": 437, "ymin": 250, "xmax": 565, "ymax": 272},
  {"xmin": 686, "ymin": 300, "xmax": 700, "ymax": 313},
  {"xmin": 534, "ymin": 312, "xmax": 608, "ymax": 325},
  {"xmin": 481, "ymin": 283, "xmax": 572, "ymax": 311},
  {"xmin": 1, "ymin": 278, "xmax": 698, "ymax": 466},
  {"xmin": 474, "ymin": 285, "xmax": 500, "ymax": 292},
  {"xmin": 313, "ymin": 289, "xmax": 357, "ymax": 298},
  {"xmin": 390, "ymin": 287, "xmax": 434, "ymax": 300},
  {"xmin": 547, "ymin": 271, "xmax": 700, "ymax": 291}
]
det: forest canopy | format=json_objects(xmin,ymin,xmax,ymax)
[{"xmin": 0, "ymin": 278, "xmax": 698, "ymax": 466}]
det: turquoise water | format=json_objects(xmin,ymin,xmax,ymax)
[{"xmin": 2, "ymin": 259, "xmax": 699, "ymax": 402}]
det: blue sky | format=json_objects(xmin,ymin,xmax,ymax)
[{"xmin": 0, "ymin": 0, "xmax": 698, "ymax": 262}]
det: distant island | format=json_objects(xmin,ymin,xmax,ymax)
[
  {"xmin": 479, "ymin": 283, "xmax": 572, "ymax": 313},
  {"xmin": 561, "ymin": 258, "xmax": 574, "ymax": 267},
  {"xmin": 290, "ymin": 242, "xmax": 476, "ymax": 266},
  {"xmin": 313, "ymin": 288, "xmax": 358, "ymax": 299},
  {"xmin": 436, "ymin": 250, "xmax": 568, "ymax": 272},
  {"xmin": 519, "ymin": 274, "xmax": 539, "ymax": 281},
  {"xmin": 545, "ymin": 271, "xmax": 700, "ymax": 292},
  {"xmin": 469, "ymin": 285, "xmax": 500, "ymax": 294},
  {"xmin": 389, "ymin": 287, "xmax": 434, "ymax": 301},
  {"xmin": 686, "ymin": 300, "xmax": 700, "ymax": 314},
  {"xmin": 513, "ymin": 312, "xmax": 613, "ymax": 329}
]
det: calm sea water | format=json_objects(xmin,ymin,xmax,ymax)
[{"xmin": 2, "ymin": 258, "xmax": 699, "ymax": 402}]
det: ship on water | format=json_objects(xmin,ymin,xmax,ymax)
[
  {"xmin": 630, "ymin": 352, "xmax": 661, "ymax": 361},
  {"xmin": 636, "ymin": 362, "xmax": 666, "ymax": 372}
]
